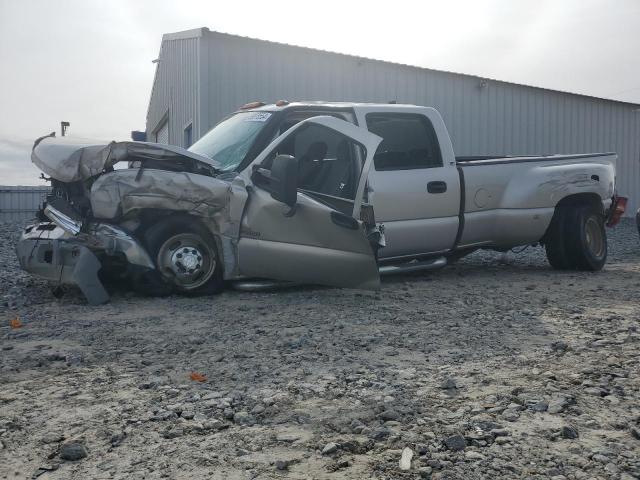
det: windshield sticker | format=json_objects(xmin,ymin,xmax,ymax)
[{"xmin": 243, "ymin": 112, "xmax": 272, "ymax": 122}]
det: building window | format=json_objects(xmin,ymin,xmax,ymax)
[
  {"xmin": 184, "ymin": 123, "xmax": 193, "ymax": 148},
  {"xmin": 155, "ymin": 119, "xmax": 169, "ymax": 144}
]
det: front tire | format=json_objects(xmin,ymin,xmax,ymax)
[{"xmin": 136, "ymin": 217, "xmax": 224, "ymax": 296}]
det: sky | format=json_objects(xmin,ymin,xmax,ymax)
[{"xmin": 1, "ymin": 0, "xmax": 639, "ymax": 185}]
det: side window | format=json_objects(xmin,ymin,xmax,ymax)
[
  {"xmin": 366, "ymin": 113, "xmax": 442, "ymax": 170},
  {"xmin": 265, "ymin": 123, "xmax": 364, "ymax": 200}
]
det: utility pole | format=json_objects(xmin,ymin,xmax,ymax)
[{"xmin": 60, "ymin": 121, "xmax": 70, "ymax": 136}]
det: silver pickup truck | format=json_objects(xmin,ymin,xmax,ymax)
[{"xmin": 17, "ymin": 102, "xmax": 627, "ymax": 304}]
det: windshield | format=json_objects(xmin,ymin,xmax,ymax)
[{"xmin": 188, "ymin": 111, "xmax": 272, "ymax": 172}]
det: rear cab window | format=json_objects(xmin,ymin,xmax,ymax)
[{"xmin": 365, "ymin": 113, "xmax": 443, "ymax": 170}]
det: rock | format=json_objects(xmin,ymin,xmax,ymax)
[
  {"xmin": 584, "ymin": 387, "xmax": 604, "ymax": 396},
  {"xmin": 193, "ymin": 412, "xmax": 207, "ymax": 423},
  {"xmin": 502, "ymin": 409, "xmax": 520, "ymax": 422},
  {"xmin": 379, "ymin": 409, "xmax": 401, "ymax": 421},
  {"xmin": 547, "ymin": 396, "xmax": 569, "ymax": 414},
  {"xmin": 464, "ymin": 451, "xmax": 485, "ymax": 461},
  {"xmin": 138, "ymin": 376, "xmax": 162, "ymax": 389},
  {"xmin": 630, "ymin": 426, "xmax": 640, "ymax": 440},
  {"xmin": 110, "ymin": 432, "xmax": 126, "ymax": 447},
  {"xmin": 592, "ymin": 454, "xmax": 609, "ymax": 464},
  {"xmin": 202, "ymin": 419, "xmax": 226, "ymax": 430},
  {"xmin": 163, "ymin": 428, "xmax": 183, "ymax": 439},
  {"xmin": 399, "ymin": 447, "xmax": 413, "ymax": 471},
  {"xmin": 41, "ymin": 432, "xmax": 65, "ymax": 444},
  {"xmin": 495, "ymin": 436, "xmax": 513, "ymax": 445},
  {"xmin": 65, "ymin": 353, "xmax": 83, "ymax": 366},
  {"xmin": 530, "ymin": 401, "xmax": 548, "ymax": 412},
  {"xmin": 417, "ymin": 466, "xmax": 432, "ymax": 478},
  {"xmin": 276, "ymin": 432, "xmax": 301, "ymax": 443},
  {"xmin": 561, "ymin": 426, "xmax": 579, "ymax": 439},
  {"xmin": 443, "ymin": 434, "xmax": 466, "ymax": 451},
  {"xmin": 440, "ymin": 378, "xmax": 457, "ymax": 389},
  {"xmin": 322, "ymin": 442, "xmax": 338, "ymax": 455},
  {"xmin": 151, "ymin": 410, "xmax": 177, "ymax": 421},
  {"xmin": 551, "ymin": 341, "xmax": 569, "ymax": 353},
  {"xmin": 604, "ymin": 463, "xmax": 618, "ymax": 474},
  {"xmin": 181, "ymin": 410, "xmax": 195, "ymax": 420},
  {"xmin": 415, "ymin": 443, "xmax": 429, "ymax": 455},
  {"xmin": 275, "ymin": 459, "xmax": 291, "ymax": 470},
  {"xmin": 59, "ymin": 442, "xmax": 88, "ymax": 461},
  {"xmin": 233, "ymin": 411, "xmax": 255, "ymax": 426},
  {"xmin": 369, "ymin": 426, "xmax": 391, "ymax": 441}
]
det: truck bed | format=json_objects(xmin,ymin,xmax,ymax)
[{"xmin": 456, "ymin": 152, "xmax": 615, "ymax": 166}]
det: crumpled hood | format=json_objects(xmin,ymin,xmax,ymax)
[{"xmin": 31, "ymin": 135, "xmax": 220, "ymax": 182}]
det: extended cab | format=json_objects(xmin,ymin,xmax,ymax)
[{"xmin": 17, "ymin": 102, "xmax": 626, "ymax": 304}]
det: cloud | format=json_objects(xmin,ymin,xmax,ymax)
[
  {"xmin": 0, "ymin": 0, "xmax": 638, "ymax": 186},
  {"xmin": 0, "ymin": 138, "xmax": 45, "ymax": 185}
]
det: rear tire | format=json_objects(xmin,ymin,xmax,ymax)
[
  {"xmin": 564, "ymin": 205, "xmax": 607, "ymax": 271},
  {"xmin": 544, "ymin": 207, "xmax": 571, "ymax": 270},
  {"xmin": 135, "ymin": 217, "xmax": 224, "ymax": 296}
]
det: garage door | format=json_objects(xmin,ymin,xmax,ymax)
[{"xmin": 155, "ymin": 121, "xmax": 169, "ymax": 144}]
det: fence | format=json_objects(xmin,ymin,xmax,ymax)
[{"xmin": 0, "ymin": 186, "xmax": 51, "ymax": 221}]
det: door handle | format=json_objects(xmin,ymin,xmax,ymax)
[
  {"xmin": 331, "ymin": 211, "xmax": 359, "ymax": 230},
  {"xmin": 427, "ymin": 181, "xmax": 447, "ymax": 194}
]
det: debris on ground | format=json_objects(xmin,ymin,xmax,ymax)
[{"xmin": 1, "ymin": 219, "xmax": 639, "ymax": 478}]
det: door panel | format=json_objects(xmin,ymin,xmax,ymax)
[
  {"xmin": 239, "ymin": 188, "xmax": 379, "ymax": 289},
  {"xmin": 369, "ymin": 166, "xmax": 460, "ymax": 257},
  {"xmin": 238, "ymin": 116, "xmax": 383, "ymax": 289},
  {"xmin": 362, "ymin": 110, "xmax": 460, "ymax": 257},
  {"xmin": 378, "ymin": 216, "xmax": 460, "ymax": 258}
]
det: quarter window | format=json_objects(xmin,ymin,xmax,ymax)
[{"xmin": 366, "ymin": 113, "xmax": 442, "ymax": 170}]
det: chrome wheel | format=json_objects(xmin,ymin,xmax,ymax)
[
  {"xmin": 156, "ymin": 233, "xmax": 216, "ymax": 290},
  {"xmin": 585, "ymin": 216, "xmax": 605, "ymax": 259}
]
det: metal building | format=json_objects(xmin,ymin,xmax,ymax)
[
  {"xmin": 0, "ymin": 186, "xmax": 50, "ymax": 221},
  {"xmin": 146, "ymin": 28, "xmax": 640, "ymax": 214}
]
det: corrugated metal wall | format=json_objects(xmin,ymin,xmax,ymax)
[
  {"xmin": 0, "ymin": 186, "xmax": 50, "ymax": 221},
  {"xmin": 146, "ymin": 35, "xmax": 200, "ymax": 146},
  {"xmin": 147, "ymin": 29, "xmax": 640, "ymax": 214}
]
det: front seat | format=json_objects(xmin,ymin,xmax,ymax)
[
  {"xmin": 316, "ymin": 139, "xmax": 355, "ymax": 199},
  {"xmin": 297, "ymin": 141, "xmax": 328, "ymax": 189}
]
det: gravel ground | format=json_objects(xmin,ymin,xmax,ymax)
[{"xmin": 1, "ymin": 220, "xmax": 640, "ymax": 480}]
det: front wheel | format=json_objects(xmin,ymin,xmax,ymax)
[{"xmin": 136, "ymin": 217, "xmax": 224, "ymax": 296}]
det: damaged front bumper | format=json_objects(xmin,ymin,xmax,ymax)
[{"xmin": 16, "ymin": 206, "xmax": 155, "ymax": 305}]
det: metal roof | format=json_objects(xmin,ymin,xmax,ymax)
[{"xmin": 159, "ymin": 27, "xmax": 640, "ymax": 108}]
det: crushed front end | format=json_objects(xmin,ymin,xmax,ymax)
[
  {"xmin": 16, "ymin": 134, "xmax": 229, "ymax": 304},
  {"xmin": 16, "ymin": 202, "xmax": 155, "ymax": 305}
]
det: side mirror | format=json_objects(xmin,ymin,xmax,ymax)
[{"xmin": 267, "ymin": 154, "xmax": 298, "ymax": 208}]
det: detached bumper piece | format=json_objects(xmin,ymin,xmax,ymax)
[{"xmin": 16, "ymin": 223, "xmax": 109, "ymax": 305}]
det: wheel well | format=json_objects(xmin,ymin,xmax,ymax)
[
  {"xmin": 542, "ymin": 193, "xmax": 604, "ymax": 244},
  {"xmin": 555, "ymin": 193, "xmax": 604, "ymax": 215},
  {"xmin": 135, "ymin": 211, "xmax": 225, "ymax": 274}
]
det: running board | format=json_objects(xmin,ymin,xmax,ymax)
[
  {"xmin": 378, "ymin": 256, "xmax": 447, "ymax": 276},
  {"xmin": 232, "ymin": 257, "xmax": 448, "ymax": 291}
]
